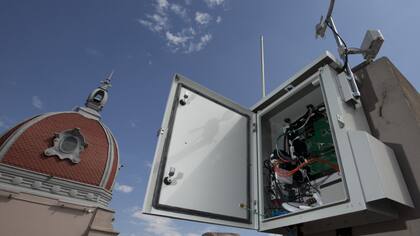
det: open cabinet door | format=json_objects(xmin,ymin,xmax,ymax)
[{"xmin": 143, "ymin": 74, "xmax": 257, "ymax": 229}]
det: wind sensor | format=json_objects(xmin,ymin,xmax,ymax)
[{"xmin": 315, "ymin": 0, "xmax": 384, "ymax": 101}]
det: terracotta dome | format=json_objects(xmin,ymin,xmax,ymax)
[
  {"xmin": 0, "ymin": 73, "xmax": 119, "ymax": 207},
  {"xmin": 0, "ymin": 112, "xmax": 119, "ymax": 190}
]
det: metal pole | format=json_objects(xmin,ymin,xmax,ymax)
[
  {"xmin": 327, "ymin": 17, "xmax": 361, "ymax": 98},
  {"xmin": 260, "ymin": 35, "xmax": 266, "ymax": 97}
]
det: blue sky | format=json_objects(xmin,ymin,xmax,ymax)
[{"xmin": 0, "ymin": 0, "xmax": 419, "ymax": 235}]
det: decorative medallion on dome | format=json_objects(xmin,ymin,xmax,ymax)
[{"xmin": 44, "ymin": 128, "xmax": 88, "ymax": 164}]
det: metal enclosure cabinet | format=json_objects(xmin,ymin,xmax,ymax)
[{"xmin": 143, "ymin": 52, "xmax": 413, "ymax": 234}]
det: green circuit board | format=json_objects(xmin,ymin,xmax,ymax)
[{"xmin": 304, "ymin": 117, "xmax": 338, "ymax": 176}]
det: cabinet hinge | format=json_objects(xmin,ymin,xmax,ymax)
[
  {"xmin": 240, "ymin": 201, "xmax": 264, "ymax": 217},
  {"xmin": 252, "ymin": 123, "xmax": 256, "ymax": 132},
  {"xmin": 157, "ymin": 128, "xmax": 164, "ymax": 137}
]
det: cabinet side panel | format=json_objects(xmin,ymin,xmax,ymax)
[{"xmin": 348, "ymin": 130, "xmax": 413, "ymax": 206}]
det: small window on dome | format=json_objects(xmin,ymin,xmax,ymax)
[
  {"xmin": 59, "ymin": 135, "xmax": 79, "ymax": 153},
  {"xmin": 44, "ymin": 128, "xmax": 88, "ymax": 164},
  {"xmin": 93, "ymin": 91, "xmax": 105, "ymax": 103}
]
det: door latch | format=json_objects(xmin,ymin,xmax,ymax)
[
  {"xmin": 163, "ymin": 167, "xmax": 176, "ymax": 185},
  {"xmin": 179, "ymin": 91, "xmax": 190, "ymax": 106}
]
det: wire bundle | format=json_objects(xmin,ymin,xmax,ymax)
[{"xmin": 273, "ymin": 157, "xmax": 339, "ymax": 177}]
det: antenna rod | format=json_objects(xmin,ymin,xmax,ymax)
[{"xmin": 260, "ymin": 35, "xmax": 266, "ymax": 97}]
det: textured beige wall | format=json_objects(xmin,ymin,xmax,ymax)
[
  {"xmin": 0, "ymin": 191, "xmax": 118, "ymax": 236},
  {"xmin": 351, "ymin": 58, "xmax": 420, "ymax": 236}
]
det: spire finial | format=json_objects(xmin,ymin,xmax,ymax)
[
  {"xmin": 100, "ymin": 70, "xmax": 114, "ymax": 90},
  {"xmin": 83, "ymin": 71, "xmax": 115, "ymax": 113}
]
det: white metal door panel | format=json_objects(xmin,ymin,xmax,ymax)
[
  {"xmin": 143, "ymin": 74, "xmax": 256, "ymax": 228},
  {"xmin": 160, "ymin": 86, "xmax": 248, "ymax": 218}
]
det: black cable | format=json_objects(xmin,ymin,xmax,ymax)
[
  {"xmin": 326, "ymin": 21, "xmax": 349, "ymax": 74},
  {"xmin": 274, "ymin": 179, "xmax": 285, "ymax": 201},
  {"xmin": 264, "ymin": 160, "xmax": 270, "ymax": 169}
]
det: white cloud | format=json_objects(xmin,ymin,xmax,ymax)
[
  {"xmin": 32, "ymin": 96, "xmax": 43, "ymax": 109},
  {"xmin": 156, "ymin": 0, "xmax": 169, "ymax": 12},
  {"xmin": 186, "ymin": 33, "xmax": 212, "ymax": 53},
  {"xmin": 132, "ymin": 211, "xmax": 182, "ymax": 236},
  {"xmin": 204, "ymin": 0, "xmax": 225, "ymax": 8},
  {"xmin": 115, "ymin": 182, "xmax": 134, "ymax": 193},
  {"xmin": 170, "ymin": 3, "xmax": 187, "ymax": 18},
  {"xmin": 166, "ymin": 31, "xmax": 190, "ymax": 46},
  {"xmin": 127, "ymin": 205, "xmax": 141, "ymax": 213},
  {"xmin": 195, "ymin": 12, "xmax": 212, "ymax": 25},
  {"xmin": 165, "ymin": 28, "xmax": 212, "ymax": 53},
  {"xmin": 138, "ymin": 13, "xmax": 169, "ymax": 33},
  {"xmin": 138, "ymin": 0, "xmax": 222, "ymax": 53},
  {"xmin": 138, "ymin": 19, "xmax": 153, "ymax": 29}
]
